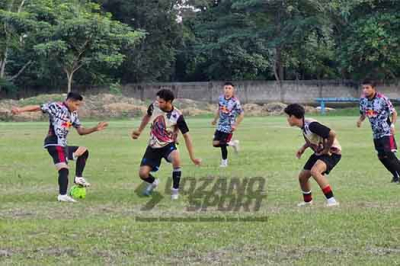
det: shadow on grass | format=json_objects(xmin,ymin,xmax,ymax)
[{"xmin": 134, "ymin": 181, "xmax": 164, "ymax": 211}]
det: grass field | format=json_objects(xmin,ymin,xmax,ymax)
[{"xmin": 1, "ymin": 116, "xmax": 400, "ymax": 265}]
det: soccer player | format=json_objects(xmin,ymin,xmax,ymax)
[
  {"xmin": 211, "ymin": 82, "xmax": 244, "ymax": 167},
  {"xmin": 131, "ymin": 89, "xmax": 201, "ymax": 200},
  {"xmin": 11, "ymin": 92, "xmax": 108, "ymax": 202},
  {"xmin": 357, "ymin": 79, "xmax": 400, "ymax": 183},
  {"xmin": 284, "ymin": 104, "xmax": 341, "ymax": 207}
]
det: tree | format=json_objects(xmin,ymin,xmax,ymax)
[
  {"xmin": 0, "ymin": 0, "xmax": 35, "ymax": 92},
  {"xmin": 33, "ymin": 0, "xmax": 144, "ymax": 92}
]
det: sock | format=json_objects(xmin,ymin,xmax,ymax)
[
  {"xmin": 172, "ymin": 168, "xmax": 182, "ymax": 189},
  {"xmin": 302, "ymin": 190, "xmax": 312, "ymax": 202},
  {"xmin": 322, "ymin": 185, "xmax": 336, "ymax": 202},
  {"xmin": 221, "ymin": 145, "xmax": 228, "ymax": 160},
  {"xmin": 76, "ymin": 150, "xmax": 89, "ymax": 177},
  {"xmin": 58, "ymin": 168, "xmax": 69, "ymax": 195},
  {"xmin": 141, "ymin": 173, "xmax": 155, "ymax": 184}
]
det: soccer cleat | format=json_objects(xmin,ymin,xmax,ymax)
[
  {"xmin": 297, "ymin": 201, "xmax": 313, "ymax": 207},
  {"xmin": 326, "ymin": 201, "xmax": 340, "ymax": 207},
  {"xmin": 391, "ymin": 177, "xmax": 400, "ymax": 184},
  {"xmin": 57, "ymin": 194, "xmax": 77, "ymax": 203},
  {"xmin": 143, "ymin": 178, "xmax": 160, "ymax": 196},
  {"xmin": 220, "ymin": 159, "xmax": 228, "ymax": 168},
  {"xmin": 171, "ymin": 188, "xmax": 179, "ymax": 200},
  {"xmin": 229, "ymin": 139, "xmax": 240, "ymax": 154},
  {"xmin": 74, "ymin": 177, "xmax": 91, "ymax": 187}
]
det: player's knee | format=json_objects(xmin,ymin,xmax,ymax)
[
  {"xmin": 82, "ymin": 149, "xmax": 89, "ymax": 159},
  {"xmin": 139, "ymin": 169, "xmax": 149, "ymax": 180},
  {"xmin": 213, "ymin": 141, "xmax": 220, "ymax": 147},
  {"xmin": 310, "ymin": 168, "xmax": 321, "ymax": 177}
]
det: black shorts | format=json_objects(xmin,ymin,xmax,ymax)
[
  {"xmin": 213, "ymin": 130, "xmax": 233, "ymax": 144},
  {"xmin": 303, "ymin": 153, "xmax": 341, "ymax": 175},
  {"xmin": 46, "ymin": 146, "xmax": 79, "ymax": 165},
  {"xmin": 140, "ymin": 143, "xmax": 177, "ymax": 172},
  {"xmin": 374, "ymin": 135, "xmax": 397, "ymax": 156}
]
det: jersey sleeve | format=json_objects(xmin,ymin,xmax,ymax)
[
  {"xmin": 384, "ymin": 97, "xmax": 395, "ymax": 114},
  {"xmin": 72, "ymin": 115, "xmax": 82, "ymax": 128},
  {"xmin": 235, "ymin": 100, "xmax": 243, "ymax": 114},
  {"xmin": 40, "ymin": 102, "xmax": 57, "ymax": 116},
  {"xmin": 359, "ymin": 99, "xmax": 365, "ymax": 115},
  {"xmin": 147, "ymin": 103, "xmax": 154, "ymax": 116},
  {"xmin": 308, "ymin": 122, "xmax": 330, "ymax": 139},
  {"xmin": 177, "ymin": 115, "xmax": 189, "ymax": 134}
]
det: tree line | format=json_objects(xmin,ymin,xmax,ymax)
[{"xmin": 1, "ymin": 0, "xmax": 399, "ymax": 94}]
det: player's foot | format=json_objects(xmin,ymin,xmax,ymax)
[
  {"xmin": 326, "ymin": 201, "xmax": 340, "ymax": 207},
  {"xmin": 229, "ymin": 139, "xmax": 240, "ymax": 154},
  {"xmin": 220, "ymin": 159, "xmax": 228, "ymax": 168},
  {"xmin": 74, "ymin": 177, "xmax": 91, "ymax": 187},
  {"xmin": 297, "ymin": 201, "xmax": 313, "ymax": 207},
  {"xmin": 143, "ymin": 179, "xmax": 160, "ymax": 196},
  {"xmin": 171, "ymin": 188, "xmax": 179, "ymax": 200},
  {"xmin": 391, "ymin": 176, "xmax": 400, "ymax": 183},
  {"xmin": 57, "ymin": 194, "xmax": 77, "ymax": 203}
]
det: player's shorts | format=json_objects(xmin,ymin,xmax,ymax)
[
  {"xmin": 303, "ymin": 153, "xmax": 341, "ymax": 175},
  {"xmin": 374, "ymin": 135, "xmax": 397, "ymax": 156},
  {"xmin": 213, "ymin": 130, "xmax": 233, "ymax": 144},
  {"xmin": 140, "ymin": 143, "xmax": 177, "ymax": 172},
  {"xmin": 46, "ymin": 146, "xmax": 79, "ymax": 165}
]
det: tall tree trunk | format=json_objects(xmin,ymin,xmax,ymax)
[{"xmin": 66, "ymin": 70, "xmax": 74, "ymax": 93}]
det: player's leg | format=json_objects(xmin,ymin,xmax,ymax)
[
  {"xmin": 67, "ymin": 146, "xmax": 90, "ymax": 187},
  {"xmin": 376, "ymin": 136, "xmax": 400, "ymax": 183},
  {"xmin": 166, "ymin": 147, "xmax": 181, "ymax": 200},
  {"xmin": 227, "ymin": 133, "xmax": 240, "ymax": 153},
  {"xmin": 139, "ymin": 146, "xmax": 162, "ymax": 196},
  {"xmin": 213, "ymin": 130, "xmax": 229, "ymax": 167},
  {"xmin": 297, "ymin": 169, "xmax": 313, "ymax": 206},
  {"xmin": 310, "ymin": 156, "xmax": 340, "ymax": 206},
  {"xmin": 46, "ymin": 146, "xmax": 76, "ymax": 202}
]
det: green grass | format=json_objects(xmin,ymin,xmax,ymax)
[{"xmin": 1, "ymin": 116, "xmax": 400, "ymax": 265}]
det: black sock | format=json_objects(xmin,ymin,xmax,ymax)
[
  {"xmin": 172, "ymin": 168, "xmax": 182, "ymax": 189},
  {"xmin": 221, "ymin": 145, "xmax": 228, "ymax": 160},
  {"xmin": 141, "ymin": 173, "xmax": 155, "ymax": 184},
  {"xmin": 58, "ymin": 168, "xmax": 69, "ymax": 195},
  {"xmin": 76, "ymin": 150, "xmax": 89, "ymax": 177}
]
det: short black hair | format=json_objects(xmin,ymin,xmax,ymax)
[
  {"xmin": 284, "ymin": 104, "xmax": 305, "ymax": 119},
  {"xmin": 224, "ymin": 82, "xmax": 235, "ymax": 87},
  {"xmin": 66, "ymin": 92, "xmax": 83, "ymax": 101},
  {"xmin": 362, "ymin": 79, "xmax": 377, "ymax": 88},
  {"xmin": 156, "ymin": 89, "xmax": 175, "ymax": 102}
]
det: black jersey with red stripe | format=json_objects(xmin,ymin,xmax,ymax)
[{"xmin": 40, "ymin": 102, "xmax": 81, "ymax": 147}]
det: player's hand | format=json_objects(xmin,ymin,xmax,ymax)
[
  {"xmin": 96, "ymin": 122, "xmax": 108, "ymax": 131},
  {"xmin": 318, "ymin": 149, "xmax": 331, "ymax": 156},
  {"xmin": 11, "ymin": 107, "xmax": 21, "ymax": 115},
  {"xmin": 296, "ymin": 149, "xmax": 304, "ymax": 159},
  {"xmin": 192, "ymin": 158, "xmax": 202, "ymax": 166},
  {"xmin": 356, "ymin": 120, "xmax": 362, "ymax": 128},
  {"xmin": 131, "ymin": 130, "xmax": 141, "ymax": 140},
  {"xmin": 211, "ymin": 120, "xmax": 217, "ymax": 126}
]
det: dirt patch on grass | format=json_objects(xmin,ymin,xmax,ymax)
[{"xmin": 0, "ymin": 93, "xmax": 321, "ymax": 121}]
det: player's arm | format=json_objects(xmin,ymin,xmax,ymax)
[
  {"xmin": 211, "ymin": 106, "xmax": 219, "ymax": 125},
  {"xmin": 357, "ymin": 114, "xmax": 366, "ymax": 127},
  {"xmin": 11, "ymin": 105, "xmax": 41, "ymax": 114},
  {"xmin": 182, "ymin": 132, "xmax": 201, "ymax": 166},
  {"xmin": 232, "ymin": 112, "xmax": 244, "ymax": 131},
  {"xmin": 132, "ymin": 114, "xmax": 151, "ymax": 139},
  {"xmin": 308, "ymin": 122, "xmax": 334, "ymax": 155},
  {"xmin": 76, "ymin": 122, "xmax": 108, "ymax": 135},
  {"xmin": 296, "ymin": 143, "xmax": 310, "ymax": 159},
  {"xmin": 320, "ymin": 130, "xmax": 336, "ymax": 155}
]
